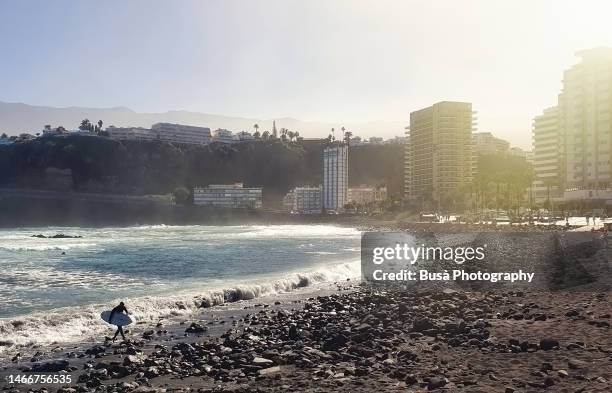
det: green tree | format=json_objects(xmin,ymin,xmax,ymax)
[
  {"xmin": 475, "ymin": 153, "xmax": 534, "ymax": 214},
  {"xmin": 79, "ymin": 119, "xmax": 93, "ymax": 132},
  {"xmin": 343, "ymin": 130, "xmax": 353, "ymax": 146}
]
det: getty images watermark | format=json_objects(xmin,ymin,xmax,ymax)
[
  {"xmin": 370, "ymin": 241, "xmax": 534, "ymax": 283},
  {"xmin": 360, "ymin": 232, "xmax": 538, "ymax": 289}
]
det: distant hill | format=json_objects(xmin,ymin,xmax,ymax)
[
  {"xmin": 0, "ymin": 135, "xmax": 404, "ymax": 201},
  {"xmin": 0, "ymin": 101, "xmax": 407, "ymax": 140}
]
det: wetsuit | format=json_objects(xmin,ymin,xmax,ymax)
[{"xmin": 109, "ymin": 303, "xmax": 128, "ymax": 341}]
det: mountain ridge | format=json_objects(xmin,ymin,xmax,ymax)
[{"xmin": 0, "ymin": 101, "xmax": 407, "ymax": 139}]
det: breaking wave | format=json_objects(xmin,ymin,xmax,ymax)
[{"xmin": 0, "ymin": 259, "xmax": 360, "ymax": 356}]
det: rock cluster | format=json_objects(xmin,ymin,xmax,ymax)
[{"xmin": 5, "ymin": 289, "xmax": 612, "ymax": 393}]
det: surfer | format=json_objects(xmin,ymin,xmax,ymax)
[{"xmin": 109, "ymin": 301, "xmax": 129, "ymax": 341}]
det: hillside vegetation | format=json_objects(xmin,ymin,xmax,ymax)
[{"xmin": 0, "ymin": 136, "xmax": 403, "ymax": 203}]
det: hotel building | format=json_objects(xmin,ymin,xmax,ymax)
[
  {"xmin": 193, "ymin": 183, "xmax": 262, "ymax": 209},
  {"xmin": 106, "ymin": 127, "xmax": 158, "ymax": 141},
  {"xmin": 212, "ymin": 129, "xmax": 235, "ymax": 144},
  {"xmin": 107, "ymin": 123, "xmax": 213, "ymax": 145},
  {"xmin": 151, "ymin": 123, "xmax": 212, "ymax": 145},
  {"xmin": 284, "ymin": 186, "xmax": 322, "ymax": 214},
  {"xmin": 347, "ymin": 185, "xmax": 387, "ymax": 205}
]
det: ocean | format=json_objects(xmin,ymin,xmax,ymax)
[{"xmin": 0, "ymin": 224, "xmax": 361, "ymax": 354}]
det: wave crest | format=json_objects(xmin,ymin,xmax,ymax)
[{"xmin": 0, "ymin": 260, "xmax": 360, "ymax": 356}]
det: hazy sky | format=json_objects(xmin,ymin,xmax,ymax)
[{"xmin": 1, "ymin": 0, "xmax": 612, "ymax": 148}]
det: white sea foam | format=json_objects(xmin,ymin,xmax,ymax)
[
  {"xmin": 0, "ymin": 224, "xmax": 362, "ymax": 360},
  {"xmin": 213, "ymin": 225, "xmax": 358, "ymax": 239},
  {"xmin": 0, "ymin": 258, "xmax": 360, "ymax": 356},
  {"xmin": 0, "ymin": 266, "xmax": 151, "ymax": 291},
  {"xmin": 0, "ymin": 243, "xmax": 97, "ymax": 252}
]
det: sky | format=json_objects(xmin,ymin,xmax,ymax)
[{"xmin": 1, "ymin": 0, "xmax": 612, "ymax": 149}]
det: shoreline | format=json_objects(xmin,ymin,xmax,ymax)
[
  {"xmin": 2, "ymin": 287, "xmax": 611, "ymax": 392},
  {"xmin": 0, "ymin": 261, "xmax": 361, "ymax": 360},
  {"xmin": 2, "ymin": 223, "xmax": 610, "ymax": 392},
  {"xmin": 0, "ymin": 281, "xmax": 358, "ymax": 389}
]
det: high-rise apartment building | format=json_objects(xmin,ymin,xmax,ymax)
[
  {"xmin": 532, "ymin": 106, "xmax": 562, "ymax": 203},
  {"xmin": 560, "ymin": 47, "xmax": 612, "ymax": 193},
  {"xmin": 323, "ymin": 145, "xmax": 348, "ymax": 213},
  {"xmin": 533, "ymin": 48, "xmax": 612, "ymax": 204},
  {"xmin": 404, "ymin": 101, "xmax": 474, "ymax": 206}
]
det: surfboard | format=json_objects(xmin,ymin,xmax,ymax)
[{"xmin": 100, "ymin": 310, "xmax": 133, "ymax": 326}]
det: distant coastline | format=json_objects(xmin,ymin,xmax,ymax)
[
  {"xmin": 0, "ymin": 188, "xmax": 575, "ymax": 232},
  {"xmin": 0, "ymin": 188, "xmax": 376, "ymax": 228}
]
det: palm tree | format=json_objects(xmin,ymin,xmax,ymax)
[
  {"xmin": 253, "ymin": 130, "xmax": 261, "ymax": 139},
  {"xmin": 343, "ymin": 130, "xmax": 353, "ymax": 146},
  {"xmin": 331, "ymin": 128, "xmax": 335, "ymax": 141},
  {"xmin": 280, "ymin": 128, "xmax": 289, "ymax": 141},
  {"xmin": 542, "ymin": 178, "xmax": 556, "ymax": 210},
  {"xmin": 253, "ymin": 124, "xmax": 259, "ymax": 135},
  {"xmin": 287, "ymin": 130, "xmax": 295, "ymax": 142},
  {"xmin": 93, "ymin": 120, "xmax": 104, "ymax": 134}
]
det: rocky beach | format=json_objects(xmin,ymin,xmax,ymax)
[
  {"xmin": 2, "ymin": 286, "xmax": 611, "ymax": 393},
  {"xmin": 1, "ymin": 224, "xmax": 611, "ymax": 392}
]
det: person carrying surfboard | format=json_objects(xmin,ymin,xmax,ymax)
[{"xmin": 109, "ymin": 301, "xmax": 129, "ymax": 341}]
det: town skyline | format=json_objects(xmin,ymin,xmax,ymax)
[{"xmin": 3, "ymin": 1, "xmax": 612, "ymax": 149}]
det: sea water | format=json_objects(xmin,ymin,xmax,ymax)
[{"xmin": 0, "ymin": 224, "xmax": 361, "ymax": 353}]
